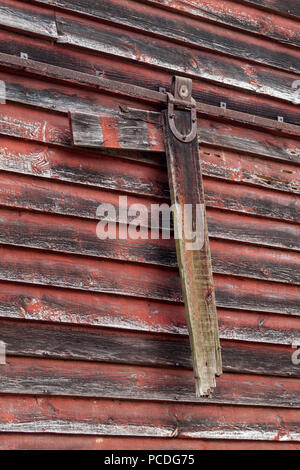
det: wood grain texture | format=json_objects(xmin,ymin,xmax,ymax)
[
  {"xmin": 0, "ymin": 356, "xmax": 300, "ymax": 408},
  {"xmin": 162, "ymin": 107, "xmax": 221, "ymax": 396},
  {"xmin": 0, "ymin": 207, "xmax": 299, "ymax": 285},
  {"xmin": 2, "ymin": 92, "xmax": 298, "ymax": 170},
  {"xmin": 0, "ymin": 0, "xmax": 58, "ymax": 38},
  {"xmin": 0, "ymin": 394, "xmax": 299, "ymax": 439},
  {"xmin": 143, "ymin": 0, "xmax": 300, "ymax": 47},
  {"xmin": 0, "ymin": 120, "xmax": 299, "ymax": 230},
  {"xmin": 0, "ymin": 139, "xmax": 299, "ymax": 252},
  {"xmin": 1, "ymin": 124, "xmax": 300, "ymax": 201},
  {"xmin": 240, "ymin": 0, "xmax": 300, "ymax": 18},
  {"xmin": 0, "ymin": 319, "xmax": 300, "ymax": 378},
  {"xmin": 68, "ymin": 107, "xmax": 300, "ymax": 164},
  {"xmin": 20, "ymin": 0, "xmax": 300, "ymax": 72},
  {"xmin": 0, "ymin": 281, "xmax": 299, "ymax": 346},
  {"xmin": 0, "ymin": 240, "xmax": 299, "ymax": 315},
  {"xmin": 0, "ymin": 152, "xmax": 298, "ymax": 227},
  {"xmin": 0, "ymin": 17, "xmax": 299, "ymax": 110},
  {"xmin": 53, "ymin": 12, "xmax": 300, "ymax": 103},
  {"xmin": 0, "ymin": 45, "xmax": 299, "ymax": 126},
  {"xmin": 0, "ymin": 0, "xmax": 299, "ymax": 448},
  {"xmin": 69, "ymin": 111, "xmax": 103, "ymax": 147},
  {"xmin": 2, "ymin": 60, "xmax": 298, "ymax": 143}
]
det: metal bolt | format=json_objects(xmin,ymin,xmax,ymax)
[
  {"xmin": 20, "ymin": 52, "xmax": 28, "ymax": 59},
  {"xmin": 277, "ymin": 116, "xmax": 284, "ymax": 122},
  {"xmin": 220, "ymin": 102, "xmax": 227, "ymax": 109},
  {"xmin": 179, "ymin": 85, "xmax": 189, "ymax": 98}
]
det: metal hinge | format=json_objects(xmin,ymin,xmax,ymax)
[{"xmin": 167, "ymin": 76, "xmax": 197, "ymax": 143}]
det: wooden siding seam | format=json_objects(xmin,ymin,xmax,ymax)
[
  {"xmin": 6, "ymin": 0, "xmax": 299, "ymax": 75},
  {"xmin": 0, "ymin": 24, "xmax": 299, "ymax": 106}
]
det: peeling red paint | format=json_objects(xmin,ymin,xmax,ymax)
[{"xmin": 0, "ymin": 0, "xmax": 299, "ymax": 450}]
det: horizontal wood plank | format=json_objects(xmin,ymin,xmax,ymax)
[
  {"xmin": 0, "ymin": 23, "xmax": 299, "ymax": 114},
  {"xmin": 69, "ymin": 108, "xmax": 300, "ymax": 164},
  {"xmin": 0, "ymin": 126, "xmax": 300, "ymax": 231},
  {"xmin": 143, "ymin": 0, "xmax": 300, "ymax": 47},
  {"xmin": 0, "ymin": 97, "xmax": 298, "ymax": 176},
  {"xmin": 0, "ymin": 242, "xmax": 298, "ymax": 314},
  {"xmin": 2, "ymin": 91, "xmax": 299, "ymax": 170},
  {"xmin": 240, "ymin": 0, "xmax": 300, "ymax": 18},
  {"xmin": 0, "ymin": 0, "xmax": 58, "ymax": 38},
  {"xmin": 53, "ymin": 12, "xmax": 300, "ymax": 103},
  {"xmin": 0, "ymin": 319, "xmax": 299, "ymax": 378},
  {"xmin": 0, "ymin": 204, "xmax": 299, "ymax": 286},
  {"xmin": 0, "ymin": 281, "xmax": 299, "ymax": 345},
  {"xmin": 5, "ymin": 434, "xmax": 300, "ymax": 450},
  {"xmin": 0, "ymin": 168, "xmax": 298, "ymax": 233},
  {"xmin": 0, "ymin": 393, "xmax": 299, "ymax": 439},
  {"xmin": 0, "ymin": 48, "xmax": 299, "ymax": 126},
  {"xmin": 0, "ymin": 356, "xmax": 300, "ymax": 408},
  {"xmin": 1, "ymin": 0, "xmax": 300, "ymax": 447},
  {"xmin": 1, "ymin": 135, "xmax": 300, "ymax": 207},
  {"xmin": 15, "ymin": 0, "xmax": 299, "ymax": 73},
  {"xmin": 1, "ymin": 434, "xmax": 300, "ymax": 450}
]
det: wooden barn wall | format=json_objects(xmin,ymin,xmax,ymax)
[{"xmin": 0, "ymin": 0, "xmax": 299, "ymax": 449}]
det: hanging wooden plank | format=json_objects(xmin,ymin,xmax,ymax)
[{"xmin": 162, "ymin": 77, "xmax": 222, "ymax": 396}]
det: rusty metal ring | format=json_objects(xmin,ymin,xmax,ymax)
[{"xmin": 167, "ymin": 92, "xmax": 197, "ymax": 143}]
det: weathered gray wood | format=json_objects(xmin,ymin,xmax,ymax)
[
  {"xmin": 162, "ymin": 104, "xmax": 221, "ymax": 396},
  {"xmin": 1, "ymin": 357, "xmax": 300, "ymax": 408},
  {"xmin": 0, "ymin": 244, "xmax": 298, "ymax": 315},
  {"xmin": 0, "ymin": 281, "xmax": 299, "ymax": 345},
  {"xmin": 30, "ymin": 0, "xmax": 300, "ymax": 72},
  {"xmin": 0, "ymin": 278, "xmax": 299, "ymax": 345},
  {"xmin": 0, "ymin": 1, "xmax": 58, "ymax": 38},
  {"xmin": 53, "ymin": 15, "xmax": 299, "ymax": 104},
  {"xmin": 30, "ymin": 0, "xmax": 300, "ymax": 48},
  {"xmin": 1, "ymin": 49, "xmax": 299, "ymax": 127},
  {"xmin": 1, "ymin": 319, "xmax": 300, "ymax": 378},
  {"xmin": 0, "ymin": 146, "xmax": 298, "ymax": 251},
  {"xmin": 2, "ymin": 0, "xmax": 299, "ymax": 74},
  {"xmin": 3, "ymin": 76, "xmax": 295, "ymax": 164},
  {"xmin": 144, "ymin": 0, "xmax": 300, "ymax": 46},
  {"xmin": 69, "ymin": 111, "xmax": 103, "ymax": 147},
  {"xmin": 0, "ymin": 392, "xmax": 300, "ymax": 439},
  {"xmin": 242, "ymin": 0, "xmax": 300, "ymax": 18},
  {"xmin": 0, "ymin": 208, "xmax": 299, "ymax": 285},
  {"xmin": 1, "ymin": 13, "xmax": 298, "ymax": 108},
  {"xmin": 1, "ymin": 146, "xmax": 298, "ymax": 227}
]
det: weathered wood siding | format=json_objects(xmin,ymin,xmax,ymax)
[{"xmin": 0, "ymin": 0, "xmax": 299, "ymax": 449}]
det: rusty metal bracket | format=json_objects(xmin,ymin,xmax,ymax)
[{"xmin": 167, "ymin": 76, "xmax": 197, "ymax": 143}]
